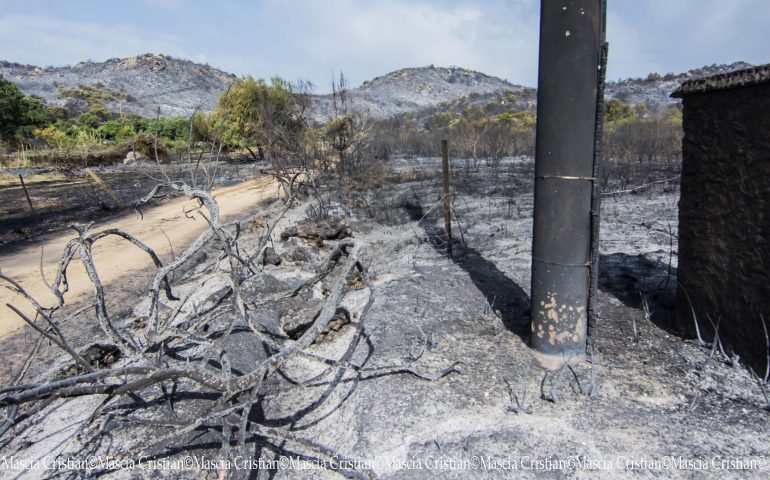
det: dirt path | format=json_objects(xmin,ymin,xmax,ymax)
[{"xmin": 0, "ymin": 176, "xmax": 279, "ymax": 337}]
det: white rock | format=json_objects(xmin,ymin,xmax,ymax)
[{"xmin": 123, "ymin": 150, "xmax": 148, "ymax": 165}]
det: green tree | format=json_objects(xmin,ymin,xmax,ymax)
[
  {"xmin": 214, "ymin": 76, "xmax": 308, "ymax": 163},
  {"xmin": 97, "ymin": 120, "xmax": 121, "ymax": 140},
  {"xmin": 646, "ymin": 72, "xmax": 662, "ymax": 82},
  {"xmin": 1, "ymin": 76, "xmax": 52, "ymax": 145},
  {"xmin": 77, "ymin": 111, "xmax": 101, "ymax": 130},
  {"xmin": 0, "ymin": 75, "xmax": 25, "ymax": 142},
  {"xmin": 604, "ymin": 99, "xmax": 634, "ymax": 123},
  {"xmin": 634, "ymin": 102, "xmax": 648, "ymax": 119},
  {"xmin": 21, "ymin": 96, "xmax": 49, "ymax": 127}
]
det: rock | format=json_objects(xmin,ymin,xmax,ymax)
[
  {"xmin": 123, "ymin": 151, "xmax": 148, "ymax": 165},
  {"xmin": 261, "ymin": 247, "xmax": 282, "ymax": 266},
  {"xmin": 281, "ymin": 237, "xmax": 313, "ymax": 263},
  {"xmin": 286, "ymin": 245, "xmax": 311, "ymax": 263},
  {"xmin": 280, "ymin": 219, "xmax": 353, "ymax": 244},
  {"xmin": 99, "ymin": 200, "xmax": 117, "ymax": 211},
  {"xmin": 281, "ymin": 298, "xmax": 323, "ymax": 339},
  {"xmin": 281, "ymin": 299, "xmax": 351, "ymax": 341}
]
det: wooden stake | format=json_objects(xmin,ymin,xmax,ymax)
[
  {"xmin": 84, "ymin": 168, "xmax": 125, "ymax": 207},
  {"xmin": 441, "ymin": 139, "xmax": 452, "ymax": 257},
  {"xmin": 19, "ymin": 174, "xmax": 36, "ymax": 215}
]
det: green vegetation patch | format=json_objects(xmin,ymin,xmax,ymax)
[{"xmin": 57, "ymin": 84, "xmax": 135, "ymax": 105}]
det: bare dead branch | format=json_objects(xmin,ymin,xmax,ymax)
[{"xmin": 5, "ymin": 304, "xmax": 93, "ymax": 374}]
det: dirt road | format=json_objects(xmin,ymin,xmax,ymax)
[{"xmin": 0, "ymin": 176, "xmax": 279, "ymax": 337}]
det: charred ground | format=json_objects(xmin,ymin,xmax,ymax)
[{"xmin": 0, "ymin": 156, "xmax": 767, "ymax": 479}]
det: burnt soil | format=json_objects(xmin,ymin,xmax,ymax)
[
  {"xmin": 0, "ymin": 158, "xmax": 264, "ymax": 246},
  {"xmin": 0, "ymin": 157, "xmax": 767, "ymax": 479}
]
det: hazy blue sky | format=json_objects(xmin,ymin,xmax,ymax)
[{"xmin": 1, "ymin": 0, "xmax": 768, "ymax": 92}]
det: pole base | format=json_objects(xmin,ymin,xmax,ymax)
[{"xmin": 529, "ymin": 347, "xmax": 586, "ymax": 371}]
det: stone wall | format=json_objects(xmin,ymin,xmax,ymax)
[{"xmin": 677, "ymin": 83, "xmax": 770, "ymax": 373}]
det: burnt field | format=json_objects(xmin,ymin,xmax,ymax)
[
  {"xmin": 0, "ymin": 158, "xmax": 265, "ymax": 246},
  {"xmin": 1, "ymin": 156, "xmax": 768, "ymax": 479}
]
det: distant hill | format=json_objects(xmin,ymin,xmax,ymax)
[
  {"xmin": 315, "ymin": 62, "xmax": 755, "ymax": 123},
  {"xmin": 604, "ymin": 61, "xmax": 754, "ymax": 113},
  {"xmin": 308, "ymin": 66, "xmax": 530, "ymax": 123},
  {"xmin": 0, "ymin": 53, "xmax": 235, "ymax": 118},
  {"xmin": 0, "ymin": 53, "xmax": 754, "ymax": 121}
]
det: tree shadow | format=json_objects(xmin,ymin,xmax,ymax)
[
  {"xmin": 402, "ymin": 198, "xmax": 531, "ymax": 340},
  {"xmin": 598, "ymin": 252, "xmax": 678, "ymax": 334}
]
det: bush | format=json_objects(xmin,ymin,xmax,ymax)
[
  {"xmin": 130, "ymin": 132, "xmax": 169, "ymax": 159},
  {"xmin": 346, "ymin": 160, "xmax": 388, "ymax": 190},
  {"xmin": 97, "ymin": 120, "xmax": 121, "ymax": 140},
  {"xmin": 115, "ymin": 125, "xmax": 135, "ymax": 143},
  {"xmin": 33, "ymin": 126, "xmax": 71, "ymax": 148}
]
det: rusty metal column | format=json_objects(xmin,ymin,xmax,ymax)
[{"xmin": 530, "ymin": 0, "xmax": 605, "ymax": 369}]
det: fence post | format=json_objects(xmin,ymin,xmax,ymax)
[
  {"xmin": 441, "ymin": 139, "xmax": 452, "ymax": 257},
  {"xmin": 18, "ymin": 174, "xmax": 36, "ymax": 215},
  {"xmin": 84, "ymin": 168, "xmax": 125, "ymax": 208}
]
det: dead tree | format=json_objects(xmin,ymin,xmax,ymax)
[{"xmin": 0, "ymin": 173, "xmax": 459, "ymax": 478}]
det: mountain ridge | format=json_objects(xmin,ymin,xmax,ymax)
[
  {"xmin": 0, "ymin": 54, "xmax": 754, "ymax": 121},
  {"xmin": 309, "ymin": 65, "xmax": 528, "ymax": 123},
  {"xmin": 0, "ymin": 53, "xmax": 235, "ymax": 118}
]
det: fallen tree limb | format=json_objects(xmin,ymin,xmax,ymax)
[{"xmin": 1, "ymin": 174, "xmax": 463, "ymax": 480}]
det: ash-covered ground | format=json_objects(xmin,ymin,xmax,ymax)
[
  {"xmin": 0, "ymin": 159, "xmax": 265, "ymax": 245},
  {"xmin": 1, "ymin": 157, "xmax": 767, "ymax": 479}
]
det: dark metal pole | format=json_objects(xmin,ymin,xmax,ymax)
[
  {"xmin": 530, "ymin": 0, "xmax": 605, "ymax": 370},
  {"xmin": 442, "ymin": 139, "xmax": 453, "ymax": 257}
]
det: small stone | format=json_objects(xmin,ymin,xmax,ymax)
[
  {"xmin": 262, "ymin": 247, "xmax": 282, "ymax": 266},
  {"xmin": 123, "ymin": 150, "xmax": 149, "ymax": 165}
]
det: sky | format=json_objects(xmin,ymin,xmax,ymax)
[{"xmin": 1, "ymin": 0, "xmax": 768, "ymax": 93}]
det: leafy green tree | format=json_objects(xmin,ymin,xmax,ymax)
[
  {"xmin": 604, "ymin": 99, "xmax": 634, "ymax": 123},
  {"xmin": 0, "ymin": 75, "xmax": 50, "ymax": 144},
  {"xmin": 214, "ymin": 76, "xmax": 308, "ymax": 163},
  {"xmin": 21, "ymin": 96, "xmax": 49, "ymax": 127},
  {"xmin": 45, "ymin": 105, "xmax": 69, "ymax": 122},
  {"xmin": 634, "ymin": 102, "xmax": 648, "ymax": 118},
  {"xmin": 146, "ymin": 117, "xmax": 188, "ymax": 142},
  {"xmin": 97, "ymin": 120, "xmax": 121, "ymax": 140},
  {"xmin": 119, "ymin": 114, "xmax": 148, "ymax": 133},
  {"xmin": 424, "ymin": 111, "xmax": 454, "ymax": 133},
  {"xmin": 77, "ymin": 112, "xmax": 101, "ymax": 129},
  {"xmin": 0, "ymin": 74, "xmax": 26, "ymax": 142}
]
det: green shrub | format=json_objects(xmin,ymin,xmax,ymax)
[
  {"xmin": 97, "ymin": 120, "xmax": 121, "ymax": 140},
  {"xmin": 33, "ymin": 126, "xmax": 71, "ymax": 148},
  {"xmin": 131, "ymin": 132, "xmax": 169, "ymax": 158}
]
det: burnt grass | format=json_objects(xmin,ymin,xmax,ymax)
[
  {"xmin": 1, "ymin": 156, "xmax": 768, "ymax": 479},
  {"xmin": 0, "ymin": 158, "xmax": 264, "ymax": 246},
  {"xmin": 294, "ymin": 156, "xmax": 768, "ymax": 478}
]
